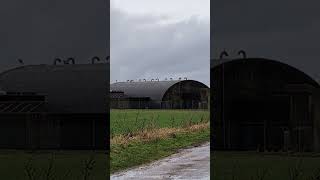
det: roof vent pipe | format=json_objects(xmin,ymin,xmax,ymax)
[
  {"xmin": 63, "ymin": 59, "xmax": 69, "ymax": 64},
  {"xmin": 219, "ymin": 50, "xmax": 229, "ymax": 59},
  {"xmin": 18, "ymin": 59, "xmax": 24, "ymax": 65},
  {"xmin": 238, "ymin": 50, "xmax": 247, "ymax": 59},
  {"xmin": 67, "ymin": 57, "xmax": 75, "ymax": 64},
  {"xmin": 91, "ymin": 56, "xmax": 100, "ymax": 64},
  {"xmin": 54, "ymin": 58, "xmax": 62, "ymax": 65}
]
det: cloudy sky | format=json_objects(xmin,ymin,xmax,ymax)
[
  {"xmin": 212, "ymin": 0, "xmax": 320, "ymax": 81},
  {"xmin": 0, "ymin": 0, "xmax": 108, "ymax": 72},
  {"xmin": 111, "ymin": 0, "xmax": 210, "ymax": 86}
]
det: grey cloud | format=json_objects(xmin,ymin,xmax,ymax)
[
  {"xmin": 111, "ymin": 8, "xmax": 210, "ymax": 86},
  {"xmin": 0, "ymin": 0, "xmax": 109, "ymax": 72},
  {"xmin": 213, "ymin": 0, "xmax": 318, "ymax": 34},
  {"xmin": 212, "ymin": 0, "xmax": 320, "ymax": 78}
]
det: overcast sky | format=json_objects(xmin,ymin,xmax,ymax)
[
  {"xmin": 0, "ymin": 0, "xmax": 108, "ymax": 72},
  {"xmin": 111, "ymin": 0, "xmax": 210, "ymax": 86},
  {"xmin": 212, "ymin": 0, "xmax": 320, "ymax": 81}
]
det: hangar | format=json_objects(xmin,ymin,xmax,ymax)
[
  {"xmin": 110, "ymin": 80, "xmax": 209, "ymax": 109},
  {"xmin": 211, "ymin": 56, "xmax": 320, "ymax": 152},
  {"xmin": 0, "ymin": 61, "xmax": 108, "ymax": 150}
]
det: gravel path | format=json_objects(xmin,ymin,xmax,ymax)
[{"xmin": 111, "ymin": 142, "xmax": 210, "ymax": 180}]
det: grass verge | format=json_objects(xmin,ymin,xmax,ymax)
[
  {"xmin": 0, "ymin": 151, "xmax": 108, "ymax": 180},
  {"xmin": 111, "ymin": 127, "xmax": 210, "ymax": 174},
  {"xmin": 111, "ymin": 109, "xmax": 209, "ymax": 136},
  {"xmin": 212, "ymin": 151, "xmax": 320, "ymax": 180}
]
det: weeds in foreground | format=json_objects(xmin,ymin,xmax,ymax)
[
  {"xmin": 25, "ymin": 156, "xmax": 37, "ymax": 180},
  {"xmin": 43, "ymin": 154, "xmax": 56, "ymax": 180},
  {"xmin": 251, "ymin": 168, "xmax": 270, "ymax": 180},
  {"xmin": 220, "ymin": 158, "xmax": 320, "ymax": 180},
  {"xmin": 111, "ymin": 122, "xmax": 209, "ymax": 146},
  {"xmin": 231, "ymin": 161, "xmax": 239, "ymax": 180},
  {"xmin": 111, "ymin": 110, "xmax": 210, "ymax": 146},
  {"xmin": 110, "ymin": 110, "xmax": 209, "ymax": 137},
  {"xmin": 81, "ymin": 154, "xmax": 96, "ymax": 180},
  {"xmin": 288, "ymin": 159, "xmax": 303, "ymax": 180},
  {"xmin": 24, "ymin": 153, "xmax": 97, "ymax": 180},
  {"xmin": 307, "ymin": 168, "xmax": 320, "ymax": 180}
]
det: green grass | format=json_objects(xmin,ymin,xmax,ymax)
[
  {"xmin": 111, "ymin": 128, "xmax": 210, "ymax": 173},
  {"xmin": 110, "ymin": 109, "xmax": 210, "ymax": 173},
  {"xmin": 0, "ymin": 151, "xmax": 108, "ymax": 180},
  {"xmin": 110, "ymin": 109, "xmax": 210, "ymax": 135},
  {"xmin": 212, "ymin": 151, "xmax": 320, "ymax": 180},
  {"xmin": 0, "ymin": 109, "xmax": 210, "ymax": 179}
]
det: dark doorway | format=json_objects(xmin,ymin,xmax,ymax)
[
  {"xmin": 226, "ymin": 94, "xmax": 290, "ymax": 150},
  {"xmin": 182, "ymin": 92, "xmax": 201, "ymax": 109}
]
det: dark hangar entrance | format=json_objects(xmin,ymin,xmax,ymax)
[
  {"xmin": 211, "ymin": 58, "xmax": 320, "ymax": 152},
  {"xmin": 162, "ymin": 80, "xmax": 209, "ymax": 109}
]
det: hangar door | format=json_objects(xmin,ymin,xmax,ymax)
[{"xmin": 226, "ymin": 94, "xmax": 290, "ymax": 151}]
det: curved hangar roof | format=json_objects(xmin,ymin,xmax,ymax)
[
  {"xmin": 211, "ymin": 58, "xmax": 320, "ymax": 87},
  {"xmin": 110, "ymin": 80, "xmax": 209, "ymax": 101},
  {"xmin": 0, "ymin": 63, "xmax": 108, "ymax": 113},
  {"xmin": 0, "ymin": 88, "xmax": 5, "ymax": 95}
]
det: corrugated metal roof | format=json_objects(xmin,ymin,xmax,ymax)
[
  {"xmin": 110, "ymin": 80, "xmax": 208, "ymax": 101},
  {"xmin": 111, "ymin": 80, "xmax": 180, "ymax": 101},
  {"xmin": 211, "ymin": 58, "xmax": 320, "ymax": 86},
  {"xmin": 0, "ymin": 63, "xmax": 108, "ymax": 113},
  {"xmin": 110, "ymin": 91, "xmax": 128, "ymax": 99}
]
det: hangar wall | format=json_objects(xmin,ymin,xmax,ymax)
[
  {"xmin": 0, "ymin": 63, "xmax": 108, "ymax": 113},
  {"xmin": 0, "ymin": 113, "xmax": 108, "ymax": 149},
  {"xmin": 110, "ymin": 80, "xmax": 209, "ymax": 109},
  {"xmin": 211, "ymin": 58, "xmax": 320, "ymax": 152},
  {"xmin": 0, "ymin": 63, "xmax": 109, "ymax": 150}
]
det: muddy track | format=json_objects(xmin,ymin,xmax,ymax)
[{"xmin": 111, "ymin": 142, "xmax": 210, "ymax": 180}]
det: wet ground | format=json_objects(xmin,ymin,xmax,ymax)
[{"xmin": 111, "ymin": 142, "xmax": 210, "ymax": 180}]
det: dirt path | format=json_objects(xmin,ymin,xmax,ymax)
[{"xmin": 111, "ymin": 142, "xmax": 210, "ymax": 180}]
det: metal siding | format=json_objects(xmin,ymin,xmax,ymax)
[
  {"xmin": 211, "ymin": 58, "xmax": 320, "ymax": 86},
  {"xmin": 0, "ymin": 113, "xmax": 108, "ymax": 150},
  {"xmin": 110, "ymin": 80, "xmax": 208, "ymax": 102},
  {"xmin": 0, "ymin": 63, "xmax": 108, "ymax": 113}
]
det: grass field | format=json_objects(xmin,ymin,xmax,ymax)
[
  {"xmin": 110, "ymin": 109, "xmax": 210, "ymax": 173},
  {"xmin": 0, "ymin": 109, "xmax": 210, "ymax": 179},
  {"xmin": 213, "ymin": 151, "xmax": 320, "ymax": 180},
  {"xmin": 110, "ymin": 109, "xmax": 210, "ymax": 136},
  {"xmin": 0, "ymin": 151, "xmax": 108, "ymax": 180}
]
